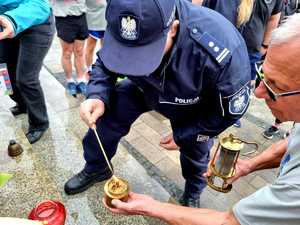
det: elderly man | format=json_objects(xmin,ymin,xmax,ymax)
[{"xmin": 105, "ymin": 14, "xmax": 300, "ymax": 225}]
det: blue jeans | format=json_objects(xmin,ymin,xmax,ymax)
[
  {"xmin": 0, "ymin": 15, "xmax": 54, "ymax": 131},
  {"xmin": 249, "ymin": 52, "xmax": 262, "ymax": 81}
]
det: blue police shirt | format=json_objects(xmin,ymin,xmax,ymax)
[{"xmin": 87, "ymin": 0, "xmax": 251, "ymax": 145}]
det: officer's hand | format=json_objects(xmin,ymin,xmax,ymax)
[
  {"xmin": 103, "ymin": 192, "xmax": 157, "ymax": 216},
  {"xmin": 203, "ymin": 158, "xmax": 252, "ymax": 184},
  {"xmin": 159, "ymin": 133, "xmax": 179, "ymax": 151},
  {"xmin": 0, "ymin": 16, "xmax": 15, "ymax": 40},
  {"xmin": 80, "ymin": 99, "xmax": 105, "ymax": 128}
]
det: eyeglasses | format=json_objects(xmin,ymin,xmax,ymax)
[{"xmin": 255, "ymin": 62, "xmax": 300, "ymax": 101}]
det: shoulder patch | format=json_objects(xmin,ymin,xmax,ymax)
[{"xmin": 228, "ymin": 86, "xmax": 250, "ymax": 115}]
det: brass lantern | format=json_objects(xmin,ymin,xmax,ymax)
[{"xmin": 207, "ymin": 134, "xmax": 244, "ymax": 193}]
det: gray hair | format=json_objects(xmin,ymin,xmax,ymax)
[{"xmin": 271, "ymin": 13, "xmax": 300, "ymax": 46}]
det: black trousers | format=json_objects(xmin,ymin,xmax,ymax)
[{"xmin": 0, "ymin": 15, "xmax": 54, "ymax": 131}]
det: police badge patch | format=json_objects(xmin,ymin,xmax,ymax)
[
  {"xmin": 228, "ymin": 86, "xmax": 250, "ymax": 115},
  {"xmin": 120, "ymin": 16, "xmax": 138, "ymax": 40}
]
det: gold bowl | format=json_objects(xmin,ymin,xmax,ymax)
[{"xmin": 104, "ymin": 176, "xmax": 129, "ymax": 208}]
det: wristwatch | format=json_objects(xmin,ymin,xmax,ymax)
[{"xmin": 262, "ymin": 43, "xmax": 269, "ymax": 49}]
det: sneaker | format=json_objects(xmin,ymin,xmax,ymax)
[
  {"xmin": 262, "ymin": 126, "xmax": 279, "ymax": 139},
  {"xmin": 233, "ymin": 120, "xmax": 242, "ymax": 128},
  {"xmin": 77, "ymin": 82, "xmax": 87, "ymax": 96},
  {"xmin": 178, "ymin": 194, "xmax": 200, "ymax": 208},
  {"xmin": 67, "ymin": 82, "xmax": 77, "ymax": 96}
]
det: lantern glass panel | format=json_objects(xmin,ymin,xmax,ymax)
[{"xmin": 215, "ymin": 148, "xmax": 239, "ymax": 176}]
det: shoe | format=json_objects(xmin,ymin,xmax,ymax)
[
  {"xmin": 283, "ymin": 131, "xmax": 290, "ymax": 139},
  {"xmin": 64, "ymin": 168, "xmax": 113, "ymax": 195},
  {"xmin": 10, "ymin": 105, "xmax": 26, "ymax": 116},
  {"xmin": 178, "ymin": 194, "xmax": 200, "ymax": 208},
  {"xmin": 67, "ymin": 82, "xmax": 77, "ymax": 96},
  {"xmin": 262, "ymin": 126, "xmax": 279, "ymax": 140},
  {"xmin": 76, "ymin": 82, "xmax": 87, "ymax": 96},
  {"xmin": 233, "ymin": 120, "xmax": 242, "ymax": 128},
  {"xmin": 26, "ymin": 129, "xmax": 46, "ymax": 144}
]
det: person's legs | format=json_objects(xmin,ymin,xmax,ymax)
[
  {"xmin": 0, "ymin": 37, "xmax": 27, "ymax": 114},
  {"xmin": 60, "ymin": 39, "xmax": 74, "ymax": 80},
  {"xmin": 73, "ymin": 39, "xmax": 86, "ymax": 80},
  {"xmin": 59, "ymin": 39, "xmax": 77, "ymax": 96},
  {"xmin": 74, "ymin": 39, "xmax": 87, "ymax": 95},
  {"xmin": 65, "ymin": 79, "xmax": 150, "ymax": 194},
  {"xmin": 74, "ymin": 14, "xmax": 89, "ymax": 95},
  {"xmin": 178, "ymin": 138, "xmax": 213, "ymax": 207},
  {"xmin": 85, "ymin": 30, "xmax": 105, "ymax": 81},
  {"xmin": 16, "ymin": 16, "xmax": 54, "ymax": 142},
  {"xmin": 85, "ymin": 36, "xmax": 97, "ymax": 71}
]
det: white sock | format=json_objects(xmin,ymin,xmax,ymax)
[
  {"xmin": 77, "ymin": 77, "xmax": 87, "ymax": 83},
  {"xmin": 66, "ymin": 78, "xmax": 75, "ymax": 83}
]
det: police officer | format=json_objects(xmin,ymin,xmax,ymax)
[{"xmin": 64, "ymin": 0, "xmax": 251, "ymax": 208}]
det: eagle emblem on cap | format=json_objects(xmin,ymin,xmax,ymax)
[{"xmin": 120, "ymin": 16, "xmax": 138, "ymax": 40}]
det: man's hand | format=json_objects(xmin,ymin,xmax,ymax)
[
  {"xmin": 203, "ymin": 158, "xmax": 252, "ymax": 184},
  {"xmin": 80, "ymin": 99, "xmax": 105, "ymax": 128},
  {"xmin": 159, "ymin": 133, "xmax": 179, "ymax": 151},
  {"xmin": 0, "ymin": 16, "xmax": 15, "ymax": 40},
  {"xmin": 103, "ymin": 192, "xmax": 157, "ymax": 216}
]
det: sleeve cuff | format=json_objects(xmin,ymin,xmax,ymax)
[
  {"xmin": 1, "ymin": 14, "xmax": 17, "ymax": 37},
  {"xmin": 87, "ymin": 95, "xmax": 109, "ymax": 107}
]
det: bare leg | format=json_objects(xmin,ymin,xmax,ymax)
[
  {"xmin": 85, "ymin": 36, "xmax": 97, "ymax": 70},
  {"xmin": 73, "ymin": 39, "xmax": 86, "ymax": 80},
  {"xmin": 59, "ymin": 39, "xmax": 74, "ymax": 80}
]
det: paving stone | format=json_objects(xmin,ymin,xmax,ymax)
[
  {"xmin": 130, "ymin": 137, "xmax": 169, "ymax": 165},
  {"xmin": 155, "ymin": 157, "xmax": 185, "ymax": 188},
  {"xmin": 250, "ymin": 175, "xmax": 268, "ymax": 189},
  {"xmin": 232, "ymin": 178, "xmax": 257, "ymax": 197},
  {"xmin": 140, "ymin": 112, "xmax": 170, "ymax": 135},
  {"xmin": 124, "ymin": 126, "xmax": 142, "ymax": 142}
]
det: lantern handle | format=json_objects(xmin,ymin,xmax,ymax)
[{"xmin": 231, "ymin": 135, "xmax": 259, "ymax": 156}]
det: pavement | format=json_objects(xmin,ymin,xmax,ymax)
[{"xmin": 0, "ymin": 36, "xmax": 293, "ymax": 224}]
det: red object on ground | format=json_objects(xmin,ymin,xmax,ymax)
[{"xmin": 28, "ymin": 200, "xmax": 66, "ymax": 225}]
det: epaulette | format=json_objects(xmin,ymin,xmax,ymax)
[{"xmin": 190, "ymin": 29, "xmax": 232, "ymax": 66}]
